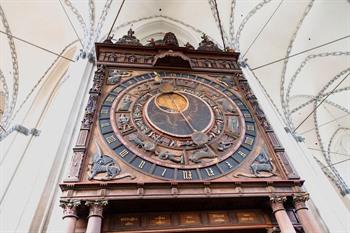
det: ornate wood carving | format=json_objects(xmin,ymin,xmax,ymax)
[
  {"xmin": 65, "ymin": 152, "xmax": 84, "ymax": 181},
  {"xmin": 276, "ymin": 152, "xmax": 300, "ymax": 180},
  {"xmin": 270, "ymin": 196, "xmax": 287, "ymax": 214},
  {"xmin": 293, "ymin": 193, "xmax": 309, "ymax": 211},
  {"xmin": 59, "ymin": 200, "xmax": 81, "ymax": 219},
  {"xmin": 65, "ymin": 65, "xmax": 106, "ymax": 182},
  {"xmin": 96, "ymin": 48, "xmax": 239, "ymax": 73},
  {"xmin": 60, "ymin": 30, "xmax": 308, "ymax": 232},
  {"xmin": 88, "ymin": 142, "xmax": 135, "ymax": 181},
  {"xmin": 107, "ymin": 209, "xmax": 268, "ymax": 232},
  {"xmin": 85, "ymin": 200, "xmax": 108, "ymax": 218},
  {"xmin": 197, "ymin": 34, "xmax": 222, "ymax": 52},
  {"xmin": 115, "ymin": 28, "xmax": 142, "ymax": 46}
]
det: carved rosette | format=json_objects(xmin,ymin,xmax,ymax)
[
  {"xmin": 270, "ymin": 196, "xmax": 287, "ymax": 214},
  {"xmin": 59, "ymin": 200, "xmax": 81, "ymax": 219},
  {"xmin": 293, "ymin": 193, "xmax": 309, "ymax": 211},
  {"xmin": 85, "ymin": 200, "xmax": 108, "ymax": 218}
]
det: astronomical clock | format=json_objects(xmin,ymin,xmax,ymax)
[{"xmin": 59, "ymin": 30, "xmax": 321, "ymax": 233}]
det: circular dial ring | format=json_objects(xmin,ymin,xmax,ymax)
[{"xmin": 99, "ymin": 72, "xmax": 257, "ymax": 180}]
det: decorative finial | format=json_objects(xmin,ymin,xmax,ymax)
[
  {"xmin": 147, "ymin": 38, "xmax": 156, "ymax": 47},
  {"xmin": 104, "ymin": 34, "xmax": 114, "ymax": 44},
  {"xmin": 197, "ymin": 33, "xmax": 222, "ymax": 52},
  {"xmin": 153, "ymin": 72, "xmax": 162, "ymax": 84},
  {"xmin": 127, "ymin": 28, "xmax": 135, "ymax": 37},
  {"xmin": 185, "ymin": 42, "xmax": 195, "ymax": 50},
  {"xmin": 115, "ymin": 28, "xmax": 142, "ymax": 46},
  {"xmin": 162, "ymin": 32, "xmax": 179, "ymax": 46},
  {"xmin": 201, "ymin": 33, "xmax": 209, "ymax": 42}
]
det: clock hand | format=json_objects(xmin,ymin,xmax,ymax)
[
  {"xmin": 166, "ymin": 93, "xmax": 208, "ymax": 146},
  {"xmin": 166, "ymin": 93, "xmax": 195, "ymax": 132}
]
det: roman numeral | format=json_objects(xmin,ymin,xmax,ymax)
[
  {"xmin": 244, "ymin": 137, "xmax": 254, "ymax": 145},
  {"xmin": 106, "ymin": 135, "xmax": 117, "ymax": 143},
  {"xmin": 247, "ymin": 125, "xmax": 254, "ymax": 131},
  {"xmin": 100, "ymin": 122, "xmax": 110, "ymax": 128},
  {"xmin": 105, "ymin": 95, "xmax": 115, "ymax": 103},
  {"xmin": 119, "ymin": 149, "xmax": 128, "ymax": 158},
  {"xmin": 225, "ymin": 161, "xmax": 233, "ymax": 168},
  {"xmin": 183, "ymin": 171, "xmax": 192, "ymax": 180},
  {"xmin": 243, "ymin": 113, "xmax": 251, "ymax": 118},
  {"xmin": 161, "ymin": 169, "xmax": 167, "ymax": 177},
  {"xmin": 138, "ymin": 160, "xmax": 145, "ymax": 169},
  {"xmin": 238, "ymin": 150, "xmax": 247, "ymax": 158},
  {"xmin": 205, "ymin": 168, "xmax": 215, "ymax": 177},
  {"xmin": 101, "ymin": 108, "xmax": 109, "ymax": 114}
]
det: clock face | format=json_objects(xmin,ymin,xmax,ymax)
[{"xmin": 99, "ymin": 72, "xmax": 256, "ymax": 180}]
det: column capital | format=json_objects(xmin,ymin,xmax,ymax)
[
  {"xmin": 59, "ymin": 200, "xmax": 81, "ymax": 219},
  {"xmin": 85, "ymin": 200, "xmax": 108, "ymax": 218},
  {"xmin": 293, "ymin": 193, "xmax": 310, "ymax": 211},
  {"xmin": 270, "ymin": 196, "xmax": 287, "ymax": 214}
]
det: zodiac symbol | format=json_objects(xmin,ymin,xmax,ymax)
[
  {"xmin": 89, "ymin": 142, "xmax": 121, "ymax": 180},
  {"xmin": 118, "ymin": 95, "xmax": 132, "ymax": 111},
  {"xmin": 129, "ymin": 134, "xmax": 155, "ymax": 152},
  {"xmin": 189, "ymin": 146, "xmax": 216, "ymax": 163},
  {"xmin": 156, "ymin": 150, "xmax": 184, "ymax": 164}
]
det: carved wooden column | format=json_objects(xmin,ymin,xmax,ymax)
[
  {"xmin": 59, "ymin": 200, "xmax": 81, "ymax": 233},
  {"xmin": 270, "ymin": 196, "xmax": 296, "ymax": 233},
  {"xmin": 85, "ymin": 200, "xmax": 108, "ymax": 233},
  {"xmin": 293, "ymin": 193, "xmax": 325, "ymax": 233}
]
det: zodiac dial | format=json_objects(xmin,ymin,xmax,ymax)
[{"xmin": 99, "ymin": 72, "xmax": 256, "ymax": 180}]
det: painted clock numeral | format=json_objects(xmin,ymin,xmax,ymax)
[
  {"xmin": 100, "ymin": 107, "xmax": 109, "ymax": 114},
  {"xmin": 238, "ymin": 150, "xmax": 247, "ymax": 158},
  {"xmin": 225, "ymin": 161, "xmax": 233, "ymax": 169},
  {"xmin": 243, "ymin": 112, "xmax": 251, "ymax": 118},
  {"xmin": 205, "ymin": 168, "xmax": 215, "ymax": 177},
  {"xmin": 105, "ymin": 95, "xmax": 115, "ymax": 103},
  {"xmin": 106, "ymin": 135, "xmax": 117, "ymax": 144},
  {"xmin": 138, "ymin": 160, "xmax": 146, "ymax": 169},
  {"xmin": 100, "ymin": 122, "xmax": 111, "ymax": 128},
  {"xmin": 183, "ymin": 171, "xmax": 192, "ymax": 180},
  {"xmin": 161, "ymin": 168, "xmax": 167, "ymax": 177},
  {"xmin": 247, "ymin": 124, "xmax": 254, "ymax": 131},
  {"xmin": 244, "ymin": 136, "xmax": 254, "ymax": 146},
  {"xmin": 119, "ymin": 149, "xmax": 128, "ymax": 158}
]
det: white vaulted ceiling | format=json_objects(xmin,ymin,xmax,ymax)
[{"xmin": 0, "ymin": 0, "xmax": 349, "ymax": 198}]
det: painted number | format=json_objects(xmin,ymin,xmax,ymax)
[
  {"xmin": 138, "ymin": 160, "xmax": 145, "ymax": 169},
  {"xmin": 119, "ymin": 149, "xmax": 128, "ymax": 158},
  {"xmin": 205, "ymin": 168, "xmax": 215, "ymax": 177},
  {"xmin": 183, "ymin": 171, "xmax": 192, "ymax": 180},
  {"xmin": 106, "ymin": 135, "xmax": 117, "ymax": 144}
]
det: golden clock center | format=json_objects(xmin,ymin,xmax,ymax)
[{"xmin": 155, "ymin": 92, "xmax": 189, "ymax": 113}]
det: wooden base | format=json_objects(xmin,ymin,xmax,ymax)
[{"xmin": 107, "ymin": 226, "xmax": 271, "ymax": 233}]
